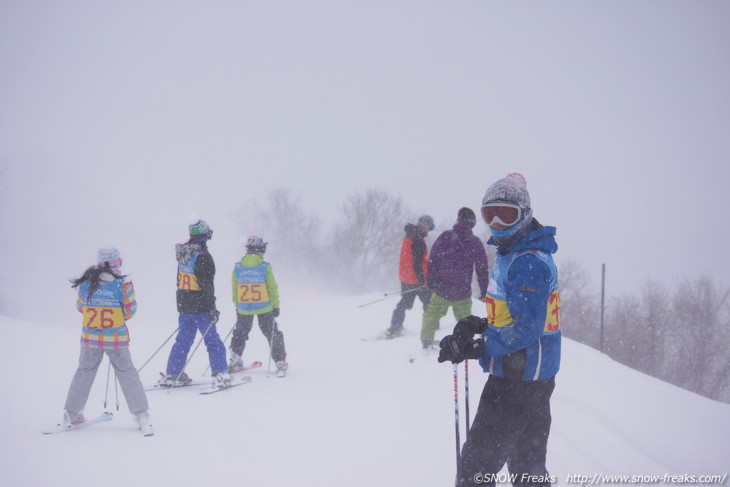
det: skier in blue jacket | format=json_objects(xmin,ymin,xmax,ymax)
[{"xmin": 438, "ymin": 173, "xmax": 561, "ymax": 486}]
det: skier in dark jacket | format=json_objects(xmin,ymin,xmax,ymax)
[
  {"xmin": 385, "ymin": 215, "xmax": 434, "ymax": 338},
  {"xmin": 438, "ymin": 173, "xmax": 561, "ymax": 486},
  {"xmin": 420, "ymin": 207, "xmax": 489, "ymax": 348},
  {"xmin": 159, "ymin": 217, "xmax": 231, "ymax": 390}
]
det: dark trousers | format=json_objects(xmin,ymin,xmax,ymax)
[
  {"xmin": 389, "ymin": 283, "xmax": 431, "ymax": 332},
  {"xmin": 458, "ymin": 375, "xmax": 556, "ymax": 487},
  {"xmin": 230, "ymin": 312, "xmax": 286, "ymax": 363}
]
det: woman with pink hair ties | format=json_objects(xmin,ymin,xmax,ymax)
[{"xmin": 63, "ymin": 244, "xmax": 153, "ymax": 436}]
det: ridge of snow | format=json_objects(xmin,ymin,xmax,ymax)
[{"xmin": 1, "ymin": 293, "xmax": 728, "ymax": 487}]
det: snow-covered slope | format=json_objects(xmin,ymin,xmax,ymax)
[{"xmin": 1, "ymin": 291, "xmax": 728, "ymax": 487}]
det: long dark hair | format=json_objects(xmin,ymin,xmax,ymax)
[{"xmin": 70, "ymin": 265, "xmax": 127, "ymax": 302}]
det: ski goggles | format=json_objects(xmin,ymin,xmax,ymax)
[{"xmin": 481, "ymin": 202, "xmax": 524, "ymax": 227}]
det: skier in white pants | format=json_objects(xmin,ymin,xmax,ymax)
[{"xmin": 63, "ymin": 245, "xmax": 152, "ymax": 436}]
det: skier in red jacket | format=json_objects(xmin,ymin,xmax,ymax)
[{"xmin": 385, "ymin": 215, "xmax": 434, "ymax": 339}]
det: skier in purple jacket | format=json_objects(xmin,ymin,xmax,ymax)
[{"xmin": 420, "ymin": 207, "xmax": 489, "ymax": 348}]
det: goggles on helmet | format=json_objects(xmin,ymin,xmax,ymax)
[{"xmin": 481, "ymin": 202, "xmax": 524, "ymax": 228}]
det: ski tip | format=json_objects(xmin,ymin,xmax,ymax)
[{"xmin": 199, "ymin": 376, "xmax": 252, "ymax": 394}]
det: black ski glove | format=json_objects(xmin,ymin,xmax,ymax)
[
  {"xmin": 437, "ymin": 335, "xmax": 485, "ymax": 364},
  {"xmin": 209, "ymin": 309, "xmax": 220, "ymax": 325},
  {"xmin": 453, "ymin": 315, "xmax": 488, "ymax": 339},
  {"xmin": 272, "ymin": 308, "xmax": 280, "ymax": 317}
]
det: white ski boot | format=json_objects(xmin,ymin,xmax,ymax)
[
  {"xmin": 157, "ymin": 372, "xmax": 193, "ymax": 388},
  {"xmin": 134, "ymin": 410, "xmax": 154, "ymax": 437},
  {"xmin": 211, "ymin": 372, "xmax": 232, "ymax": 390},
  {"xmin": 228, "ymin": 352, "xmax": 244, "ymax": 373},
  {"xmin": 62, "ymin": 410, "xmax": 85, "ymax": 429},
  {"xmin": 275, "ymin": 361, "xmax": 288, "ymax": 378}
]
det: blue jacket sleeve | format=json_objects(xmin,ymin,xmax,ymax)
[{"xmin": 484, "ymin": 254, "xmax": 551, "ymax": 357}]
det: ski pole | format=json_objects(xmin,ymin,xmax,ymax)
[
  {"xmin": 387, "ymin": 285, "xmax": 425, "ymax": 297},
  {"xmin": 137, "ymin": 327, "xmax": 179, "ymax": 373},
  {"xmin": 266, "ymin": 319, "xmax": 278, "ymax": 378},
  {"xmin": 357, "ymin": 286, "xmax": 422, "ymax": 308},
  {"xmin": 170, "ymin": 318, "xmax": 216, "ymax": 389},
  {"xmin": 114, "ymin": 371, "xmax": 120, "ymax": 411},
  {"xmin": 356, "ymin": 294, "xmax": 401, "ymax": 308},
  {"xmin": 103, "ymin": 359, "xmax": 112, "ymax": 409},
  {"xmin": 202, "ymin": 321, "xmax": 236, "ymax": 376},
  {"xmin": 453, "ymin": 363, "xmax": 461, "ymax": 485},
  {"xmin": 465, "ymin": 360, "xmax": 470, "ymax": 438}
]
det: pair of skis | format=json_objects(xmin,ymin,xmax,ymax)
[
  {"xmin": 146, "ymin": 361, "xmax": 262, "ymax": 392},
  {"xmin": 42, "ymin": 411, "xmax": 154, "ymax": 436},
  {"xmin": 42, "ymin": 361, "xmax": 263, "ymax": 435},
  {"xmin": 237, "ymin": 360, "xmax": 287, "ymax": 378},
  {"xmin": 361, "ymin": 330, "xmax": 410, "ymax": 341},
  {"xmin": 236, "ymin": 359, "xmax": 287, "ymax": 378},
  {"xmin": 43, "ymin": 381, "xmax": 254, "ymax": 435}
]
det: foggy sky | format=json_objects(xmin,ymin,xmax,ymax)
[{"xmin": 1, "ymin": 0, "xmax": 729, "ymax": 322}]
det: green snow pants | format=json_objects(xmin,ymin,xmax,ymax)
[{"xmin": 420, "ymin": 293, "xmax": 473, "ymax": 345}]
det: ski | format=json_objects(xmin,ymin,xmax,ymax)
[
  {"xmin": 361, "ymin": 329, "xmax": 413, "ymax": 342},
  {"xmin": 42, "ymin": 412, "xmax": 113, "ymax": 435},
  {"xmin": 145, "ymin": 373, "xmax": 207, "ymax": 391},
  {"xmin": 228, "ymin": 360, "xmax": 263, "ymax": 374},
  {"xmin": 200, "ymin": 375, "xmax": 252, "ymax": 394},
  {"xmin": 361, "ymin": 336, "xmax": 385, "ymax": 342},
  {"xmin": 146, "ymin": 381, "xmax": 210, "ymax": 391},
  {"xmin": 361, "ymin": 333, "xmax": 398, "ymax": 342}
]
